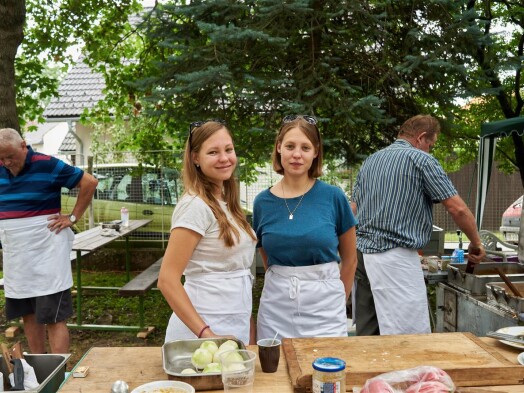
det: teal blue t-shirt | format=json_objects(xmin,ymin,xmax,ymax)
[{"xmin": 252, "ymin": 180, "xmax": 357, "ymax": 267}]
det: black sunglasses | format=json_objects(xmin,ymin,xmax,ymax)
[{"xmin": 188, "ymin": 118, "xmax": 227, "ymax": 150}]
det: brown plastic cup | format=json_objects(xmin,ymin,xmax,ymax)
[{"xmin": 257, "ymin": 338, "xmax": 281, "ymax": 373}]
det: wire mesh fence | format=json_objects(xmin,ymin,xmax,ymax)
[{"xmin": 62, "ymin": 151, "xmax": 521, "ymax": 248}]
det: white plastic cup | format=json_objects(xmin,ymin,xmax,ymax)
[{"xmin": 220, "ymin": 349, "xmax": 256, "ymax": 393}]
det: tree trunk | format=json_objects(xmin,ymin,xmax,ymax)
[{"xmin": 0, "ymin": 0, "xmax": 26, "ymax": 132}]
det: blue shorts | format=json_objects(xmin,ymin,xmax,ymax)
[{"xmin": 5, "ymin": 289, "xmax": 73, "ymax": 324}]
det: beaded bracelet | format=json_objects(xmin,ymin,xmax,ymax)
[{"xmin": 198, "ymin": 325, "xmax": 210, "ymax": 338}]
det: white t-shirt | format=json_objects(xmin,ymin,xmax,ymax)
[{"xmin": 171, "ymin": 194, "xmax": 256, "ymax": 275}]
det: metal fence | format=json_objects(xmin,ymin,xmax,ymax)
[{"xmin": 66, "ymin": 151, "xmax": 521, "ymax": 247}]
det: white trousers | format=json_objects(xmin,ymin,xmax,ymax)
[
  {"xmin": 257, "ymin": 262, "xmax": 347, "ymax": 340},
  {"xmin": 364, "ymin": 247, "xmax": 430, "ymax": 335}
]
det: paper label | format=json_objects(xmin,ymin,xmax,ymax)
[{"xmin": 312, "ymin": 379, "xmax": 341, "ymax": 393}]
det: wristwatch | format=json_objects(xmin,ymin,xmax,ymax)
[{"xmin": 69, "ymin": 214, "xmax": 77, "ymax": 224}]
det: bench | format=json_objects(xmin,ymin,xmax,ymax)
[{"xmin": 118, "ymin": 257, "xmax": 163, "ymax": 338}]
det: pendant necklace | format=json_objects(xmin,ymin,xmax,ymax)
[{"xmin": 281, "ymin": 180, "xmax": 310, "ymax": 220}]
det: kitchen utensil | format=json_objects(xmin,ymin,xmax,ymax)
[
  {"xmin": 466, "ymin": 254, "xmax": 496, "ymax": 274},
  {"xmin": 271, "ymin": 332, "xmax": 278, "ymax": 345},
  {"xmin": 162, "ymin": 337, "xmax": 245, "ymax": 390},
  {"xmin": 495, "ymin": 268, "xmax": 523, "ymax": 297},
  {"xmin": 283, "ymin": 332, "xmax": 524, "ymax": 390},
  {"xmin": 10, "ymin": 359, "xmax": 24, "ymax": 391},
  {"xmin": 486, "ymin": 331, "xmax": 524, "ymax": 345}
]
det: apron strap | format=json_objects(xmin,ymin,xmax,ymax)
[{"xmin": 185, "ymin": 269, "xmax": 252, "ymax": 281}]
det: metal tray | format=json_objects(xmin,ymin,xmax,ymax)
[
  {"xmin": 101, "ymin": 220, "xmax": 122, "ymax": 230},
  {"xmin": 486, "ymin": 281, "xmax": 524, "ymax": 314},
  {"xmin": 162, "ymin": 337, "xmax": 245, "ymax": 391},
  {"xmin": 447, "ymin": 262, "xmax": 524, "ymax": 296},
  {"xmin": 0, "ymin": 353, "xmax": 70, "ymax": 393}
]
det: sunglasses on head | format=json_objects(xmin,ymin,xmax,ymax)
[
  {"xmin": 188, "ymin": 118, "xmax": 227, "ymax": 150},
  {"xmin": 280, "ymin": 115, "xmax": 319, "ymax": 138},
  {"xmin": 282, "ymin": 114, "xmax": 317, "ymax": 125}
]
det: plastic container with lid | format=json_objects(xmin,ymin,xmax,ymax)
[{"xmin": 312, "ymin": 357, "xmax": 346, "ymax": 393}]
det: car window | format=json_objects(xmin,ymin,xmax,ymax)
[{"xmin": 62, "ymin": 166, "xmax": 178, "ymax": 206}]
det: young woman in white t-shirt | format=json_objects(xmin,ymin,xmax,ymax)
[{"xmin": 158, "ymin": 120, "xmax": 257, "ymax": 345}]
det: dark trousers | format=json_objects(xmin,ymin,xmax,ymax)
[{"xmin": 355, "ymin": 249, "xmax": 380, "ymax": 336}]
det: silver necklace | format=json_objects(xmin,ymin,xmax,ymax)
[{"xmin": 281, "ymin": 181, "xmax": 309, "ymax": 220}]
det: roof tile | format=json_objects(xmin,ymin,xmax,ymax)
[{"xmin": 44, "ymin": 60, "xmax": 105, "ymax": 119}]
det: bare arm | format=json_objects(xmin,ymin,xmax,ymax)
[
  {"xmin": 350, "ymin": 201, "xmax": 357, "ymax": 216},
  {"xmin": 441, "ymin": 195, "xmax": 486, "ymax": 263},
  {"xmin": 339, "ymin": 226, "xmax": 357, "ymax": 302},
  {"xmin": 258, "ymin": 247, "xmax": 269, "ymax": 271},
  {"xmin": 157, "ymin": 227, "xmax": 221, "ymax": 339},
  {"xmin": 49, "ymin": 172, "xmax": 98, "ymax": 233}
]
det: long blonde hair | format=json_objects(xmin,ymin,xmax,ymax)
[{"xmin": 182, "ymin": 121, "xmax": 255, "ymax": 247}]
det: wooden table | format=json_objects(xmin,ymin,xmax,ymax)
[
  {"xmin": 60, "ymin": 345, "xmax": 292, "ymax": 393},
  {"xmin": 59, "ymin": 338, "xmax": 524, "ymax": 392},
  {"xmin": 70, "ymin": 219, "xmax": 152, "ymax": 332}
]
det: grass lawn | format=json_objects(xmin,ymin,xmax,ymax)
[{"xmin": 0, "ymin": 270, "xmax": 265, "ymax": 367}]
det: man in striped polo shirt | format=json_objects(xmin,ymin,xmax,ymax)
[
  {"xmin": 0, "ymin": 128, "xmax": 98, "ymax": 354},
  {"xmin": 351, "ymin": 115, "xmax": 485, "ymax": 336}
]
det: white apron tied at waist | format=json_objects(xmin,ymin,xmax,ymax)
[
  {"xmin": 364, "ymin": 247, "xmax": 431, "ymax": 335},
  {"xmin": 165, "ymin": 268, "xmax": 253, "ymax": 345},
  {"xmin": 257, "ymin": 262, "xmax": 347, "ymax": 340},
  {"xmin": 0, "ymin": 215, "xmax": 74, "ymax": 298}
]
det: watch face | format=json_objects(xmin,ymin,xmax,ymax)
[{"xmin": 70, "ymin": 214, "xmax": 77, "ymax": 223}]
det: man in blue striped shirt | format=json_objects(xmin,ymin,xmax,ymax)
[
  {"xmin": 351, "ymin": 115, "xmax": 485, "ymax": 336},
  {"xmin": 0, "ymin": 128, "xmax": 98, "ymax": 354}
]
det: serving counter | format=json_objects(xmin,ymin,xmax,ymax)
[{"xmin": 59, "ymin": 335, "xmax": 524, "ymax": 392}]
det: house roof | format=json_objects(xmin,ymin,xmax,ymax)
[
  {"xmin": 59, "ymin": 131, "xmax": 77, "ymax": 153},
  {"xmin": 43, "ymin": 59, "xmax": 105, "ymax": 120},
  {"xmin": 25, "ymin": 122, "xmax": 62, "ymax": 145},
  {"xmin": 43, "ymin": 7, "xmax": 153, "ymax": 121}
]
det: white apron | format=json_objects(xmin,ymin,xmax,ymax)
[
  {"xmin": 364, "ymin": 247, "xmax": 430, "ymax": 335},
  {"xmin": 257, "ymin": 262, "xmax": 347, "ymax": 340},
  {"xmin": 164, "ymin": 269, "xmax": 253, "ymax": 345},
  {"xmin": 0, "ymin": 215, "xmax": 74, "ymax": 298}
]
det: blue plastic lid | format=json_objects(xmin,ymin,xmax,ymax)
[{"xmin": 312, "ymin": 357, "xmax": 346, "ymax": 372}]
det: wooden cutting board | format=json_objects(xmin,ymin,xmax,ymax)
[{"xmin": 282, "ymin": 333, "xmax": 524, "ymax": 392}]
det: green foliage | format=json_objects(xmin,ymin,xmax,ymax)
[
  {"xmin": 7, "ymin": 0, "xmax": 524, "ymax": 184},
  {"xmin": 13, "ymin": 0, "xmax": 141, "ymax": 128},
  {"xmin": 76, "ymin": 0, "xmax": 523, "ymax": 181}
]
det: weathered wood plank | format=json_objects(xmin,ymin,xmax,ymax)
[{"xmin": 118, "ymin": 258, "xmax": 163, "ymax": 296}]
